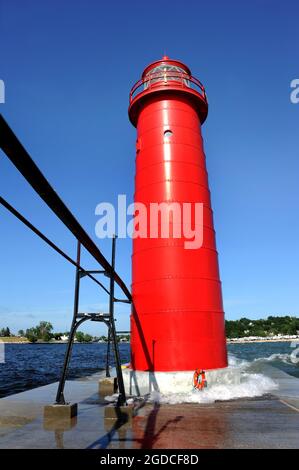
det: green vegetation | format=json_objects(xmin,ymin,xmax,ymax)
[
  {"xmin": 52, "ymin": 332, "xmax": 65, "ymax": 340},
  {"xmin": 225, "ymin": 316, "xmax": 299, "ymax": 338},
  {"xmin": 0, "ymin": 327, "xmax": 11, "ymax": 337},
  {"xmin": 117, "ymin": 334, "xmax": 130, "ymax": 343},
  {"xmin": 25, "ymin": 329, "xmax": 38, "ymax": 343},
  {"xmin": 98, "ymin": 334, "xmax": 130, "ymax": 343},
  {"xmin": 75, "ymin": 331, "xmax": 93, "ymax": 343},
  {"xmin": 22, "ymin": 322, "xmax": 95, "ymax": 343},
  {"xmin": 0, "ymin": 322, "xmax": 129, "ymax": 343},
  {"xmin": 24, "ymin": 321, "xmax": 54, "ymax": 343}
]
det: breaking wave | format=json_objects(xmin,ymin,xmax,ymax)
[
  {"xmin": 149, "ymin": 353, "xmax": 280, "ymax": 404},
  {"xmin": 253, "ymin": 351, "xmax": 299, "ymax": 366}
]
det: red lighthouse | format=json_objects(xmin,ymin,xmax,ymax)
[{"xmin": 128, "ymin": 57, "xmax": 227, "ymax": 375}]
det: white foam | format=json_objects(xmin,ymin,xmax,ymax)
[
  {"xmin": 253, "ymin": 352, "xmax": 299, "ymax": 365},
  {"xmin": 148, "ymin": 353, "xmax": 279, "ymax": 404},
  {"xmin": 149, "ymin": 372, "xmax": 278, "ymax": 404},
  {"xmin": 104, "ymin": 393, "xmax": 119, "ymax": 402},
  {"xmin": 228, "ymin": 353, "xmax": 249, "ymax": 369}
]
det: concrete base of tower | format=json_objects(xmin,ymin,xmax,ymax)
[{"xmin": 122, "ymin": 367, "xmax": 240, "ymax": 396}]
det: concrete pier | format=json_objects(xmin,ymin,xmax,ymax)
[{"xmin": 0, "ymin": 370, "xmax": 298, "ymax": 449}]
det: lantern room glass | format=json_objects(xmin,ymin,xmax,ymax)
[{"xmin": 144, "ymin": 65, "xmax": 190, "ymax": 89}]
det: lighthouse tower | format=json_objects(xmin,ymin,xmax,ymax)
[{"xmin": 126, "ymin": 57, "xmax": 227, "ymax": 393}]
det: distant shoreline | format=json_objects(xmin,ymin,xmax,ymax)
[
  {"xmin": 227, "ymin": 338, "xmax": 299, "ymax": 344},
  {"xmin": 0, "ymin": 339, "xmax": 29, "ymax": 344},
  {"xmin": 0, "ymin": 339, "xmax": 128, "ymax": 344},
  {"xmin": 0, "ymin": 338, "xmax": 298, "ymax": 345}
]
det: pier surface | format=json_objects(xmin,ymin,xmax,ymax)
[{"xmin": 0, "ymin": 370, "xmax": 298, "ymax": 449}]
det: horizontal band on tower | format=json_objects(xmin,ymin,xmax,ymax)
[{"xmin": 132, "ymin": 275, "xmax": 222, "ymax": 285}]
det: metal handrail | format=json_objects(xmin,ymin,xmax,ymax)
[
  {"xmin": 0, "ymin": 114, "xmax": 131, "ymax": 302},
  {"xmin": 130, "ymin": 70, "xmax": 207, "ymax": 103},
  {"xmin": 0, "ymin": 114, "xmax": 130, "ymax": 407},
  {"xmin": 0, "ymin": 196, "xmax": 111, "ymax": 296}
]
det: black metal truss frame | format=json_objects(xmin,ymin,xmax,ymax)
[{"xmin": 0, "ymin": 114, "xmax": 131, "ymax": 406}]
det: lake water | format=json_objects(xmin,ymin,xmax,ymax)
[
  {"xmin": 0, "ymin": 341, "xmax": 298, "ymax": 399},
  {"xmin": 0, "ymin": 342, "xmax": 130, "ymax": 398}
]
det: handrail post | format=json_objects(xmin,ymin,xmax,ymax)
[
  {"xmin": 109, "ymin": 235, "xmax": 127, "ymax": 406},
  {"xmin": 105, "ymin": 326, "xmax": 111, "ymax": 377},
  {"xmin": 55, "ymin": 241, "xmax": 81, "ymax": 404}
]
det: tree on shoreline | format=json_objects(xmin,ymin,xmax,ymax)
[
  {"xmin": 25, "ymin": 321, "xmax": 54, "ymax": 343},
  {"xmin": 0, "ymin": 327, "xmax": 11, "ymax": 337},
  {"xmin": 75, "ymin": 331, "xmax": 93, "ymax": 343},
  {"xmin": 25, "ymin": 328, "xmax": 38, "ymax": 343}
]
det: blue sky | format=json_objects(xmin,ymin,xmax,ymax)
[{"xmin": 0, "ymin": 0, "xmax": 298, "ymax": 334}]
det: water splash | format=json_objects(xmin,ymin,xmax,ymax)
[{"xmin": 149, "ymin": 353, "xmax": 279, "ymax": 404}]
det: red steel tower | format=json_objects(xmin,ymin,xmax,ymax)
[{"xmin": 129, "ymin": 57, "xmax": 227, "ymax": 372}]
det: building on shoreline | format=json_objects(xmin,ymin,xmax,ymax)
[{"xmin": 227, "ymin": 334, "xmax": 299, "ymax": 344}]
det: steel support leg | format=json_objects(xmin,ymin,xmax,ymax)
[
  {"xmin": 109, "ymin": 235, "xmax": 127, "ymax": 406},
  {"xmin": 55, "ymin": 241, "xmax": 81, "ymax": 404},
  {"xmin": 105, "ymin": 326, "xmax": 111, "ymax": 378}
]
